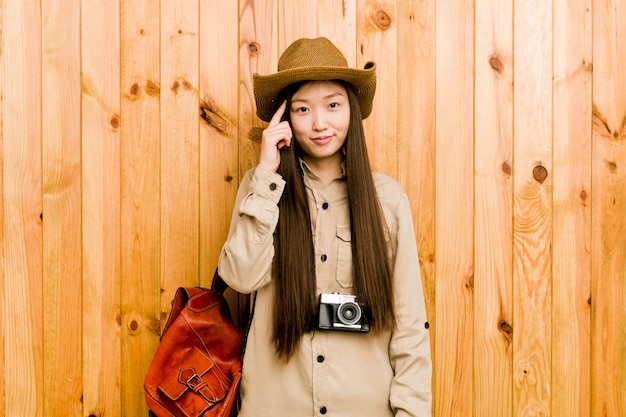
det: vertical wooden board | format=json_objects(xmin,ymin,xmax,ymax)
[
  {"xmin": 552, "ymin": 0, "xmax": 592, "ymax": 416},
  {"xmin": 591, "ymin": 0, "xmax": 626, "ymax": 415},
  {"xmin": 0, "ymin": 1, "xmax": 4, "ymax": 409},
  {"xmin": 120, "ymin": 1, "xmax": 161, "ymax": 415},
  {"xmin": 512, "ymin": 0, "xmax": 553, "ymax": 414},
  {"xmin": 474, "ymin": 0, "xmax": 514, "ymax": 415},
  {"xmin": 160, "ymin": 0, "xmax": 200, "ymax": 302},
  {"xmin": 0, "ymin": 2, "xmax": 3, "ymax": 408},
  {"xmin": 395, "ymin": 0, "xmax": 436, "ymax": 357},
  {"xmin": 41, "ymin": 0, "xmax": 82, "ymax": 414},
  {"xmin": 1, "ymin": 1, "xmax": 44, "ymax": 415},
  {"xmin": 434, "ymin": 0, "xmax": 475, "ymax": 415},
  {"xmin": 198, "ymin": 1, "xmax": 238, "ymax": 285},
  {"xmin": 81, "ymin": 0, "xmax": 121, "ymax": 415},
  {"xmin": 356, "ymin": 0, "xmax": 397, "ymax": 178},
  {"xmin": 318, "ymin": 0, "xmax": 357, "ymax": 66},
  {"xmin": 239, "ymin": 0, "xmax": 278, "ymax": 177},
  {"xmin": 278, "ymin": 0, "xmax": 317, "ymax": 44}
]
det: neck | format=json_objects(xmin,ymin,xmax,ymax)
[{"xmin": 302, "ymin": 154, "xmax": 343, "ymax": 184}]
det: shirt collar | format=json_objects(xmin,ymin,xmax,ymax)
[{"xmin": 298, "ymin": 158, "xmax": 347, "ymax": 182}]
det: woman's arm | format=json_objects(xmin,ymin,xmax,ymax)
[
  {"xmin": 388, "ymin": 193, "xmax": 433, "ymax": 417},
  {"xmin": 218, "ymin": 166, "xmax": 285, "ymax": 293}
]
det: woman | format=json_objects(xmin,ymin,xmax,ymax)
[{"xmin": 219, "ymin": 37, "xmax": 431, "ymax": 417}]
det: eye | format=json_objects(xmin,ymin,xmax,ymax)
[
  {"xmin": 292, "ymin": 106, "xmax": 309, "ymax": 113},
  {"xmin": 329, "ymin": 102, "xmax": 340, "ymax": 109}
]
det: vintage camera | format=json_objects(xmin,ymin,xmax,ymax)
[{"xmin": 318, "ymin": 293, "xmax": 370, "ymax": 333}]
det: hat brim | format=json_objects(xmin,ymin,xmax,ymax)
[{"xmin": 253, "ymin": 62, "xmax": 376, "ymax": 122}]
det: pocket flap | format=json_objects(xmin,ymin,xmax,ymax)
[
  {"xmin": 336, "ymin": 225, "xmax": 351, "ymax": 242},
  {"xmin": 158, "ymin": 347, "xmax": 226, "ymax": 402}
]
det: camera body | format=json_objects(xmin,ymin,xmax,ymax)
[{"xmin": 318, "ymin": 293, "xmax": 370, "ymax": 333}]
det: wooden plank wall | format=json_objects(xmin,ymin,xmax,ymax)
[{"xmin": 1, "ymin": 0, "xmax": 624, "ymax": 416}]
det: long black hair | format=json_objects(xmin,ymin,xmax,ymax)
[{"xmin": 271, "ymin": 81, "xmax": 395, "ymax": 361}]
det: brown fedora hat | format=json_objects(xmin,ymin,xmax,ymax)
[{"xmin": 253, "ymin": 37, "xmax": 376, "ymax": 122}]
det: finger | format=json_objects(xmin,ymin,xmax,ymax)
[
  {"xmin": 268, "ymin": 100, "xmax": 287, "ymax": 127},
  {"xmin": 276, "ymin": 136, "xmax": 291, "ymax": 149}
]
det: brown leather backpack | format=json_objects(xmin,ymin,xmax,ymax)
[{"xmin": 144, "ymin": 270, "xmax": 246, "ymax": 417}]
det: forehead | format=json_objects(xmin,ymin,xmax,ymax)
[{"xmin": 292, "ymin": 80, "xmax": 348, "ymax": 98}]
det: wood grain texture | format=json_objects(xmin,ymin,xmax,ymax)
[
  {"xmin": 513, "ymin": 0, "xmax": 553, "ymax": 414},
  {"xmin": 41, "ymin": 0, "xmax": 82, "ymax": 414},
  {"xmin": 81, "ymin": 0, "xmax": 122, "ymax": 415},
  {"xmin": 591, "ymin": 0, "xmax": 626, "ymax": 415},
  {"xmin": 199, "ymin": 0, "xmax": 239, "ymax": 315},
  {"xmin": 239, "ymin": 0, "xmax": 277, "ymax": 177},
  {"xmin": 160, "ymin": 0, "xmax": 200, "ymax": 300},
  {"xmin": 434, "ymin": 0, "xmax": 475, "ymax": 415},
  {"xmin": 2, "ymin": 1, "xmax": 626, "ymax": 416},
  {"xmin": 474, "ymin": 0, "xmax": 514, "ymax": 415},
  {"xmin": 2, "ymin": 1, "xmax": 44, "ymax": 415},
  {"xmin": 120, "ymin": 1, "xmax": 161, "ymax": 415},
  {"xmin": 318, "ymin": 0, "xmax": 357, "ymax": 65},
  {"xmin": 279, "ymin": 0, "xmax": 317, "ymax": 44},
  {"xmin": 552, "ymin": 0, "xmax": 592, "ymax": 415},
  {"xmin": 396, "ymin": 0, "xmax": 436, "ymax": 356},
  {"xmin": 0, "ymin": 2, "xmax": 3, "ymax": 409},
  {"xmin": 357, "ymin": 0, "xmax": 397, "ymax": 179}
]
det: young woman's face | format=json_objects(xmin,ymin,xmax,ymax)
[{"xmin": 289, "ymin": 81, "xmax": 350, "ymax": 167}]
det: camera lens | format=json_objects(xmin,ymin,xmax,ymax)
[{"xmin": 337, "ymin": 301, "xmax": 361, "ymax": 326}]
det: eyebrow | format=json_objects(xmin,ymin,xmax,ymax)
[{"xmin": 291, "ymin": 92, "xmax": 346, "ymax": 104}]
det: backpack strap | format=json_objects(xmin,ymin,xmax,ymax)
[
  {"xmin": 161, "ymin": 287, "xmax": 207, "ymax": 338},
  {"xmin": 210, "ymin": 268, "xmax": 229, "ymax": 294}
]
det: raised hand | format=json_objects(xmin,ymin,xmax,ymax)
[{"xmin": 258, "ymin": 101, "xmax": 292, "ymax": 172}]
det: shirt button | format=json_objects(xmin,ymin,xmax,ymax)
[
  {"xmin": 321, "ymin": 202, "xmax": 329, "ymax": 210},
  {"xmin": 317, "ymin": 355, "xmax": 325, "ymax": 363},
  {"xmin": 269, "ymin": 183, "xmax": 277, "ymax": 191},
  {"xmin": 320, "ymin": 406, "xmax": 327, "ymax": 414},
  {"xmin": 321, "ymin": 254, "xmax": 327, "ymax": 262}
]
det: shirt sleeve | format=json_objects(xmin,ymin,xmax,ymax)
[
  {"xmin": 388, "ymin": 193, "xmax": 433, "ymax": 417},
  {"xmin": 218, "ymin": 166, "xmax": 285, "ymax": 293}
]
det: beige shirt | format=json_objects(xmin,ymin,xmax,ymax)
[{"xmin": 218, "ymin": 164, "xmax": 432, "ymax": 417}]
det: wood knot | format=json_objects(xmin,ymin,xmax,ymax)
[
  {"xmin": 110, "ymin": 115, "xmax": 120, "ymax": 129},
  {"xmin": 465, "ymin": 274, "xmax": 474, "ymax": 290},
  {"xmin": 249, "ymin": 127, "xmax": 264, "ymax": 142},
  {"xmin": 489, "ymin": 54, "xmax": 505, "ymax": 73},
  {"xmin": 145, "ymin": 79, "xmax": 160, "ymax": 97},
  {"xmin": 248, "ymin": 42, "xmax": 260, "ymax": 56},
  {"xmin": 606, "ymin": 160, "xmax": 617, "ymax": 173},
  {"xmin": 374, "ymin": 9, "xmax": 392, "ymax": 30},
  {"xmin": 499, "ymin": 321, "xmax": 513, "ymax": 334},
  {"xmin": 129, "ymin": 320, "xmax": 139, "ymax": 331},
  {"xmin": 501, "ymin": 161, "xmax": 512, "ymax": 176},
  {"xmin": 127, "ymin": 83, "xmax": 140, "ymax": 100},
  {"xmin": 199, "ymin": 99, "xmax": 230, "ymax": 132},
  {"xmin": 533, "ymin": 164, "xmax": 548, "ymax": 183}
]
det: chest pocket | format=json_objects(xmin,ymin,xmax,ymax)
[{"xmin": 335, "ymin": 226, "xmax": 353, "ymax": 289}]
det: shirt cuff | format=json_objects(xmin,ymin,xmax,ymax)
[{"xmin": 250, "ymin": 166, "xmax": 286, "ymax": 204}]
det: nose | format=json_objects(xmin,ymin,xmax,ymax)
[{"xmin": 311, "ymin": 110, "xmax": 327, "ymax": 131}]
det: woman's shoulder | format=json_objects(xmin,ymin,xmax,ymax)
[
  {"xmin": 372, "ymin": 172, "xmax": 404, "ymax": 196},
  {"xmin": 372, "ymin": 172, "xmax": 407, "ymax": 209}
]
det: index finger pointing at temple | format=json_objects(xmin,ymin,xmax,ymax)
[{"xmin": 268, "ymin": 100, "xmax": 287, "ymax": 127}]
